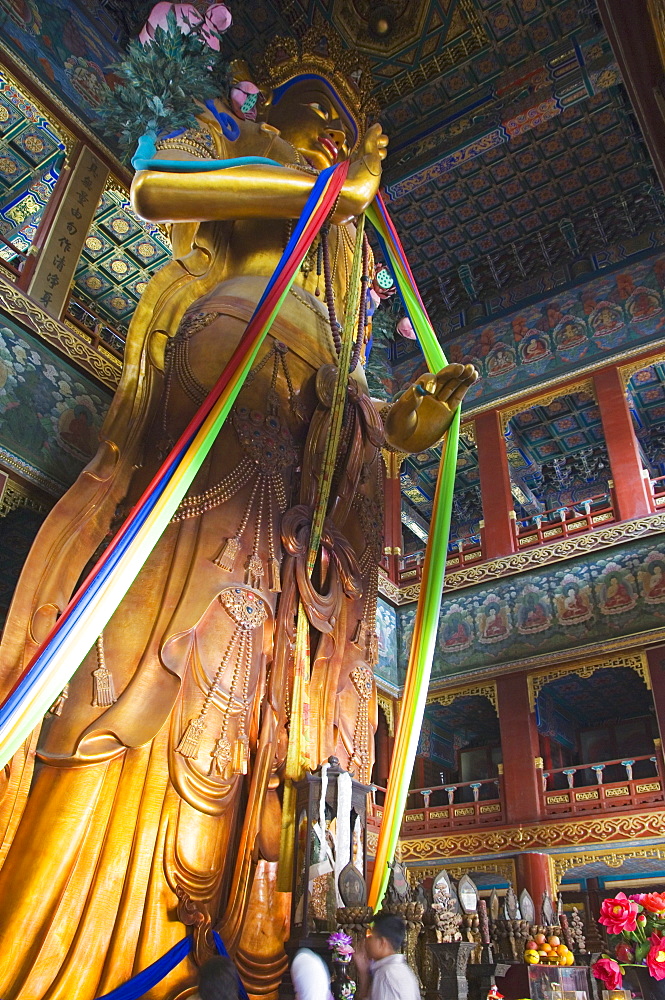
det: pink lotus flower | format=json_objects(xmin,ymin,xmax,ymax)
[
  {"xmin": 647, "ymin": 934, "xmax": 665, "ymax": 981},
  {"xmin": 599, "ymin": 892, "xmax": 639, "ymax": 934},
  {"xmin": 230, "ymin": 81, "xmax": 261, "ymax": 120},
  {"xmin": 592, "ymin": 958, "xmax": 623, "ymax": 991},
  {"xmin": 139, "ymin": 2, "xmax": 231, "ymax": 50}
]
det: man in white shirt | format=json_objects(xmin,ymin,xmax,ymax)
[{"xmin": 355, "ymin": 912, "xmax": 421, "ymax": 1000}]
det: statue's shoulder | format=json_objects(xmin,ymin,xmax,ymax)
[{"xmin": 189, "ymin": 104, "xmax": 296, "ymax": 164}]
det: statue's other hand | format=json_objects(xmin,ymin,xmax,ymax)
[{"xmin": 383, "ymin": 363, "xmax": 479, "ymax": 453}]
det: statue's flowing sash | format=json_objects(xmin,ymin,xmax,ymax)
[{"xmin": 0, "ymin": 161, "xmax": 459, "ymax": 912}]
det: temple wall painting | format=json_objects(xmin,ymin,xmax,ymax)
[
  {"xmin": 0, "ymin": 316, "xmax": 111, "ymax": 491},
  {"xmin": 0, "ymin": 0, "xmax": 120, "ymax": 122},
  {"xmin": 387, "ymin": 532, "xmax": 665, "ymax": 686},
  {"xmin": 376, "ymin": 597, "xmax": 400, "ymax": 688},
  {"xmin": 393, "ymin": 250, "xmax": 665, "ymax": 410}
]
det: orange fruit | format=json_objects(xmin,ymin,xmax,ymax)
[
  {"xmin": 541, "ymin": 943, "xmax": 552, "ymax": 952},
  {"xmin": 556, "ymin": 945, "xmax": 569, "ymax": 956}
]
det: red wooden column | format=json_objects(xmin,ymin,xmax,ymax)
[
  {"xmin": 496, "ymin": 672, "xmax": 542, "ymax": 825},
  {"xmin": 515, "ymin": 852, "xmax": 554, "ymax": 909},
  {"xmin": 382, "ymin": 451, "xmax": 404, "ymax": 582},
  {"xmin": 646, "ymin": 648, "xmax": 665, "ymax": 774},
  {"xmin": 476, "ymin": 410, "xmax": 516, "ymax": 559},
  {"xmin": 594, "ymin": 366, "xmax": 652, "ymax": 521}
]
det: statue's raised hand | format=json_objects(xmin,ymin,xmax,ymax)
[
  {"xmin": 384, "ymin": 363, "xmax": 479, "ymax": 453},
  {"xmin": 338, "ymin": 123, "xmax": 389, "ymax": 221}
]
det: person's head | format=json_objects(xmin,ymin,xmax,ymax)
[
  {"xmin": 366, "ymin": 912, "xmax": 406, "ymax": 961},
  {"xmin": 198, "ymin": 956, "xmax": 239, "ymax": 1000},
  {"xmin": 267, "ymin": 77, "xmax": 354, "ymax": 169}
]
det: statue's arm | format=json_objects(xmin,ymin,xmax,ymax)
[
  {"xmin": 131, "ymin": 123, "xmax": 388, "ymax": 226},
  {"xmin": 382, "ymin": 364, "xmax": 479, "ymax": 453}
]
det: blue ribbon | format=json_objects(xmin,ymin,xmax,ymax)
[
  {"xmin": 91, "ymin": 932, "xmax": 250, "ymax": 1000},
  {"xmin": 131, "ymin": 130, "xmax": 282, "ymax": 172}
]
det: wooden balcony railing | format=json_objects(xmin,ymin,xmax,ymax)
[
  {"xmin": 651, "ymin": 475, "xmax": 665, "ymax": 508},
  {"xmin": 541, "ymin": 754, "xmax": 663, "ymax": 816},
  {"xmin": 515, "ymin": 494, "xmax": 614, "ymax": 549},
  {"xmin": 398, "ymin": 534, "xmax": 483, "ymax": 584},
  {"xmin": 64, "ymin": 297, "xmax": 126, "ymax": 360},
  {"xmin": 0, "ymin": 232, "xmax": 29, "ymax": 279},
  {"xmin": 370, "ymin": 777, "xmax": 504, "ymax": 834}
]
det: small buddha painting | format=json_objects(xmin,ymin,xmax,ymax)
[
  {"xmin": 552, "ymin": 315, "xmax": 587, "ymax": 351},
  {"xmin": 595, "ymin": 561, "xmax": 637, "ymax": 615},
  {"xmin": 486, "ymin": 343, "xmax": 517, "ymax": 377},
  {"xmin": 477, "ymin": 593, "xmax": 511, "ymax": 644},
  {"xmin": 439, "ymin": 602, "xmax": 474, "ymax": 652},
  {"xmin": 516, "ymin": 583, "xmax": 551, "ymax": 634},
  {"xmin": 638, "ymin": 551, "xmax": 665, "ymax": 605},
  {"xmin": 554, "ymin": 572, "xmax": 593, "ymax": 625}
]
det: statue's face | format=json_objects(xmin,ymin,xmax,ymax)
[{"xmin": 267, "ymin": 78, "xmax": 354, "ymax": 170}]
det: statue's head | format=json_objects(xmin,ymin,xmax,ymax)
[
  {"xmin": 252, "ymin": 21, "xmax": 378, "ymax": 168},
  {"xmin": 267, "ymin": 77, "xmax": 354, "ymax": 169}
]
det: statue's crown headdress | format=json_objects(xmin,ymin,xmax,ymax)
[{"xmin": 256, "ymin": 21, "xmax": 379, "ymax": 141}]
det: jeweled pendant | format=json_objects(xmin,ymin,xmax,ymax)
[{"xmin": 245, "ymin": 553, "xmax": 264, "ymax": 588}]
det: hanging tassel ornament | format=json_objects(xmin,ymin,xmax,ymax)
[
  {"xmin": 176, "ymin": 715, "xmax": 207, "ymax": 759},
  {"xmin": 92, "ymin": 634, "xmax": 117, "ymax": 707},
  {"xmin": 48, "ymin": 683, "xmax": 69, "ymax": 717},
  {"xmin": 213, "ymin": 535, "xmax": 241, "ymax": 571}
]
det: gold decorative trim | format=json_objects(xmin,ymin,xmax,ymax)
[
  {"xmin": 552, "ymin": 845, "xmax": 665, "ymax": 891},
  {"xmin": 405, "ymin": 858, "xmax": 516, "ymax": 886},
  {"xmin": 379, "ymin": 511, "xmax": 665, "ymax": 605},
  {"xmin": 0, "ymin": 446, "xmax": 63, "ymax": 496},
  {"xmin": 397, "ymin": 810, "xmax": 665, "ymax": 861},
  {"xmin": 500, "ymin": 378, "xmax": 596, "ymax": 432},
  {"xmin": 0, "ymin": 275, "xmax": 121, "ymax": 389},
  {"xmin": 0, "ymin": 64, "xmax": 76, "ymax": 155},
  {"xmin": 0, "ymin": 50, "xmax": 129, "ymax": 181},
  {"xmin": 0, "ymin": 476, "xmax": 52, "ymax": 517},
  {"xmin": 619, "ymin": 353, "xmax": 665, "ymax": 389},
  {"xmin": 527, "ymin": 651, "xmax": 649, "ymax": 709},
  {"xmin": 426, "ymin": 680, "xmax": 497, "ymax": 712},
  {"xmin": 377, "ymin": 694, "xmax": 395, "ymax": 737},
  {"xmin": 463, "ymin": 338, "xmax": 665, "ymax": 421},
  {"xmin": 460, "ymin": 420, "xmax": 476, "ymax": 446}
]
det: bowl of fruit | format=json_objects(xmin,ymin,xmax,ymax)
[{"xmin": 524, "ymin": 934, "xmax": 575, "ymax": 966}]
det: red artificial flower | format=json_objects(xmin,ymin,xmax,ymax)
[
  {"xmin": 647, "ymin": 934, "xmax": 665, "ymax": 981},
  {"xmin": 642, "ymin": 893, "xmax": 665, "ymax": 915},
  {"xmin": 592, "ymin": 958, "xmax": 623, "ymax": 991},
  {"xmin": 599, "ymin": 892, "xmax": 639, "ymax": 934}
]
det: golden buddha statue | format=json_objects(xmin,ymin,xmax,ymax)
[{"xmin": 0, "ymin": 29, "xmax": 477, "ymax": 1000}]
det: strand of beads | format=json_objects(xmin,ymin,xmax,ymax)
[
  {"xmin": 350, "ymin": 233, "xmax": 370, "ymax": 372},
  {"xmin": 321, "ymin": 224, "xmax": 342, "ymax": 354}
]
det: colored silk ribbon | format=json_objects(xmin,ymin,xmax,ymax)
[
  {"xmin": 0, "ymin": 160, "xmax": 348, "ymax": 767},
  {"xmin": 365, "ymin": 194, "xmax": 460, "ymax": 911}
]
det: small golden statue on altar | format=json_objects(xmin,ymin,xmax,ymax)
[{"xmin": 0, "ymin": 17, "xmax": 476, "ymax": 1000}]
